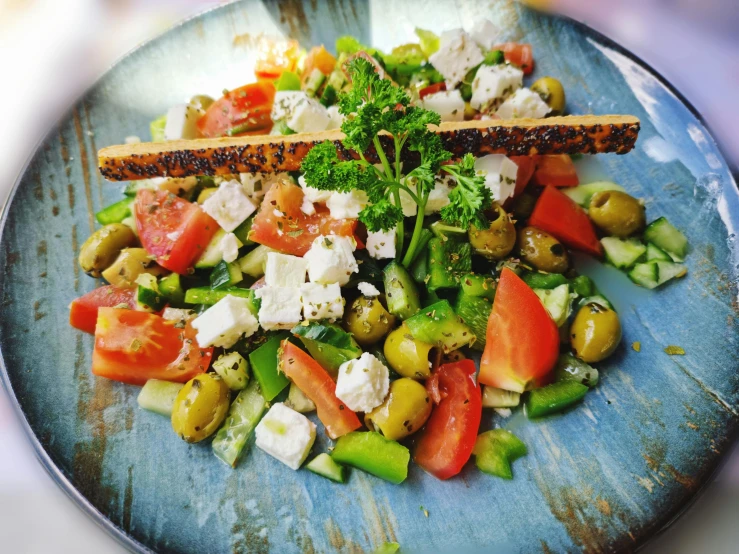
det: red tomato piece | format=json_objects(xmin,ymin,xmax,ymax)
[
  {"xmin": 196, "ymin": 81, "xmax": 276, "ymax": 138},
  {"xmin": 92, "ymin": 308, "xmax": 212, "ymax": 385},
  {"xmin": 414, "ymin": 359, "xmax": 482, "ymax": 480},
  {"xmin": 135, "ymin": 190, "xmax": 219, "ymax": 275},
  {"xmin": 531, "ymin": 155, "xmax": 579, "ymax": 187},
  {"xmin": 509, "ymin": 155, "xmax": 537, "ymax": 199},
  {"xmin": 479, "ymin": 268, "xmax": 559, "ymax": 393},
  {"xmin": 303, "ymin": 45, "xmax": 337, "ymax": 80},
  {"xmin": 249, "ymin": 181, "xmax": 361, "ymax": 256},
  {"xmin": 528, "ymin": 186, "xmax": 602, "ymax": 256},
  {"xmin": 69, "ymin": 285, "xmax": 136, "ymax": 334},
  {"xmin": 279, "ymin": 342, "xmax": 362, "ymax": 439},
  {"xmin": 255, "ymin": 37, "xmax": 301, "ymax": 80},
  {"xmin": 494, "ymin": 43, "xmax": 534, "ymax": 75},
  {"xmin": 419, "ymin": 82, "xmax": 446, "ymax": 99}
]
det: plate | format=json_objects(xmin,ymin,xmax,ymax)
[{"xmin": 1, "ymin": 1, "xmax": 738, "ymax": 552}]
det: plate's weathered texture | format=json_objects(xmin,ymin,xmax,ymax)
[{"xmin": 1, "ymin": 1, "xmax": 738, "ymax": 553}]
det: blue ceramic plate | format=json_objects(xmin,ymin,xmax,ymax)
[{"xmin": 1, "ymin": 1, "xmax": 738, "ymax": 552}]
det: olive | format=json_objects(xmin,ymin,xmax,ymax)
[
  {"xmin": 101, "ymin": 248, "xmax": 168, "ymax": 287},
  {"xmin": 530, "ymin": 76, "xmax": 566, "ymax": 115},
  {"xmin": 570, "ymin": 303, "xmax": 622, "ymax": 363},
  {"xmin": 189, "ymin": 94, "xmax": 215, "ymax": 111},
  {"xmin": 78, "ymin": 223, "xmax": 137, "ymax": 277},
  {"xmin": 171, "ymin": 374, "xmax": 230, "ymax": 443},
  {"xmin": 588, "ymin": 191, "xmax": 645, "ymax": 237},
  {"xmin": 197, "ymin": 187, "xmax": 219, "ymax": 204},
  {"xmin": 365, "ymin": 378, "xmax": 432, "ymax": 440},
  {"xmin": 517, "ymin": 226, "xmax": 569, "ymax": 273},
  {"xmin": 468, "ymin": 203, "xmax": 516, "ymax": 259},
  {"xmin": 383, "ymin": 324, "xmax": 434, "ymax": 379},
  {"xmin": 344, "ymin": 296, "xmax": 396, "ymax": 345}
]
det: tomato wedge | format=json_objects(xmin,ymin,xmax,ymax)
[
  {"xmin": 479, "ymin": 268, "xmax": 559, "ymax": 393},
  {"xmin": 279, "ymin": 341, "xmax": 362, "ymax": 439},
  {"xmin": 196, "ymin": 81, "xmax": 276, "ymax": 138},
  {"xmin": 303, "ymin": 45, "xmax": 337, "ymax": 81},
  {"xmin": 531, "ymin": 155, "xmax": 579, "ymax": 187},
  {"xmin": 509, "ymin": 155, "xmax": 537, "ymax": 199},
  {"xmin": 249, "ymin": 181, "xmax": 361, "ymax": 256},
  {"xmin": 414, "ymin": 359, "xmax": 482, "ymax": 480},
  {"xmin": 255, "ymin": 37, "xmax": 301, "ymax": 80},
  {"xmin": 528, "ymin": 186, "xmax": 602, "ymax": 257},
  {"xmin": 69, "ymin": 285, "xmax": 136, "ymax": 334},
  {"xmin": 92, "ymin": 308, "xmax": 212, "ymax": 385},
  {"xmin": 135, "ymin": 189, "xmax": 219, "ymax": 274},
  {"xmin": 419, "ymin": 82, "xmax": 446, "ymax": 99},
  {"xmin": 494, "ymin": 43, "xmax": 534, "ymax": 75}
]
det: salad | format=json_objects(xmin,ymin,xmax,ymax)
[{"xmin": 71, "ymin": 23, "xmax": 689, "ymax": 484}]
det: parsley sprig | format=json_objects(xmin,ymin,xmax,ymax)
[{"xmin": 301, "ymin": 57, "xmax": 491, "ymax": 267}]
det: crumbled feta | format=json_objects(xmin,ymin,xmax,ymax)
[
  {"xmin": 304, "ymin": 235, "xmax": 358, "ymax": 285},
  {"xmin": 191, "ymin": 295, "xmax": 259, "ymax": 348},
  {"xmin": 496, "ymin": 88, "xmax": 552, "ymax": 119},
  {"xmin": 264, "ymin": 252, "xmax": 308, "ymax": 288},
  {"xmin": 255, "ymin": 286, "xmax": 303, "ymax": 330},
  {"xmin": 357, "ymin": 282, "xmax": 381, "ymax": 297},
  {"xmin": 300, "ymin": 195, "xmax": 316, "ymax": 215},
  {"xmin": 470, "ymin": 64, "xmax": 523, "ymax": 111},
  {"xmin": 287, "ymin": 95, "xmax": 331, "ymax": 133},
  {"xmin": 201, "ymin": 180, "xmax": 257, "ymax": 232},
  {"xmin": 469, "ymin": 19, "xmax": 502, "ymax": 51},
  {"xmin": 271, "ymin": 91, "xmax": 306, "ymax": 122},
  {"xmin": 255, "ymin": 403, "xmax": 316, "ymax": 470},
  {"xmin": 326, "ymin": 105, "xmax": 344, "ymax": 130},
  {"xmin": 300, "ymin": 282, "xmax": 344, "ymax": 321},
  {"xmin": 298, "ymin": 174, "xmax": 332, "ymax": 204},
  {"xmin": 421, "ymin": 89, "xmax": 465, "ymax": 122},
  {"xmin": 220, "ymin": 233, "xmax": 241, "ymax": 263},
  {"xmin": 424, "ymin": 174, "xmax": 455, "ymax": 215},
  {"xmin": 161, "ymin": 307, "xmax": 194, "ymax": 321},
  {"xmin": 429, "ymin": 29, "xmax": 484, "ymax": 87},
  {"xmin": 163, "ymin": 104, "xmax": 202, "ymax": 140},
  {"xmin": 326, "ymin": 189, "xmax": 369, "ymax": 220},
  {"xmin": 335, "ymin": 352, "xmax": 390, "ymax": 413},
  {"xmin": 240, "ymin": 172, "xmax": 289, "ymax": 201},
  {"xmin": 475, "ymin": 154, "xmax": 519, "ymax": 204},
  {"xmin": 366, "ymin": 228, "xmax": 396, "ymax": 260}
]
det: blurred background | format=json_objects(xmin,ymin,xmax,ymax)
[{"xmin": 0, "ymin": 0, "xmax": 737, "ymax": 552}]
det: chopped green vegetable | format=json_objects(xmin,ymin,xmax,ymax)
[
  {"xmin": 570, "ymin": 275, "xmax": 595, "ymax": 297},
  {"xmin": 473, "ymin": 429, "xmax": 527, "ymax": 479},
  {"xmin": 158, "ymin": 273, "xmax": 185, "ymax": 307},
  {"xmin": 212, "ymin": 380, "xmax": 267, "ymax": 467},
  {"xmin": 305, "ymin": 453, "xmax": 346, "ymax": 483},
  {"xmin": 238, "ymin": 244, "xmax": 275, "ymax": 278},
  {"xmin": 553, "ymin": 353, "xmax": 599, "ymax": 387},
  {"xmin": 601, "ymin": 237, "xmax": 646, "ymax": 269},
  {"xmin": 414, "ymin": 28, "xmax": 440, "ymax": 57},
  {"xmin": 137, "ymin": 379, "xmax": 183, "ymax": 416},
  {"xmin": 454, "ymin": 293, "xmax": 491, "ymax": 351},
  {"xmin": 331, "ymin": 431, "xmax": 410, "ymax": 484},
  {"xmin": 460, "ymin": 273, "xmax": 497, "ymax": 301},
  {"xmin": 303, "ymin": 67, "xmax": 326, "ymax": 97},
  {"xmin": 150, "ymin": 114, "xmax": 167, "ymax": 142},
  {"xmin": 628, "ymin": 260, "xmax": 687, "ymax": 289},
  {"xmin": 248, "ymin": 333, "xmax": 291, "ymax": 401},
  {"xmin": 275, "ymin": 70, "xmax": 301, "ymax": 91},
  {"xmin": 643, "ymin": 217, "xmax": 688, "ymax": 261},
  {"xmin": 562, "ymin": 181, "xmax": 626, "ymax": 207},
  {"xmin": 383, "ymin": 261, "xmax": 422, "ymax": 320},
  {"xmin": 213, "ymin": 351, "xmax": 250, "ymax": 390},
  {"xmin": 427, "ymin": 237, "xmax": 472, "ymax": 291},
  {"xmin": 646, "ymin": 242, "xmax": 671, "ymax": 262},
  {"xmin": 136, "ymin": 273, "xmax": 165, "ymax": 312},
  {"xmin": 522, "ymin": 272, "xmax": 568, "ymax": 290},
  {"xmin": 319, "ymin": 83, "xmax": 338, "ymax": 107},
  {"xmin": 534, "ymin": 284, "xmax": 571, "ymax": 327},
  {"xmin": 184, "ymin": 286, "xmax": 257, "ymax": 310},
  {"xmin": 405, "ymin": 300, "xmax": 474, "ymax": 352},
  {"xmin": 232, "ymin": 216, "xmax": 255, "ymax": 246},
  {"xmin": 291, "ymin": 322, "xmax": 361, "ymax": 377},
  {"xmin": 481, "ymin": 387, "xmax": 521, "ymax": 408},
  {"xmin": 210, "ymin": 260, "xmax": 243, "ymax": 290},
  {"xmin": 286, "ymin": 382, "xmax": 316, "ymax": 413},
  {"xmin": 95, "ymin": 198, "xmax": 133, "ymax": 225},
  {"xmin": 525, "ymin": 381, "xmax": 589, "ymax": 419}
]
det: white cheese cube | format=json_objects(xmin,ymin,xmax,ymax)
[
  {"xmin": 421, "ymin": 89, "xmax": 465, "ymax": 122},
  {"xmin": 326, "ymin": 105, "xmax": 344, "ymax": 130},
  {"xmin": 191, "ymin": 295, "xmax": 259, "ymax": 348},
  {"xmin": 496, "ymin": 88, "xmax": 552, "ymax": 119},
  {"xmin": 469, "ymin": 19, "xmax": 502, "ymax": 51},
  {"xmin": 335, "ymin": 352, "xmax": 390, "ymax": 413},
  {"xmin": 255, "ymin": 403, "xmax": 316, "ymax": 470},
  {"xmin": 271, "ymin": 91, "xmax": 306, "ymax": 122},
  {"xmin": 298, "ymin": 174, "xmax": 332, "ymax": 204},
  {"xmin": 255, "ymin": 286, "xmax": 303, "ymax": 330},
  {"xmin": 264, "ymin": 252, "xmax": 308, "ymax": 288},
  {"xmin": 201, "ymin": 179, "xmax": 257, "ymax": 232},
  {"xmin": 424, "ymin": 175, "xmax": 455, "ymax": 215},
  {"xmin": 240, "ymin": 172, "xmax": 289, "ymax": 202},
  {"xmin": 326, "ymin": 189, "xmax": 369, "ymax": 220},
  {"xmin": 161, "ymin": 308, "xmax": 194, "ymax": 321},
  {"xmin": 163, "ymin": 104, "xmax": 202, "ymax": 140},
  {"xmin": 366, "ymin": 228, "xmax": 396, "ymax": 260},
  {"xmin": 357, "ymin": 282, "xmax": 380, "ymax": 297},
  {"xmin": 300, "ymin": 282, "xmax": 344, "ymax": 321},
  {"xmin": 304, "ymin": 235, "xmax": 358, "ymax": 285},
  {"xmin": 429, "ymin": 29, "xmax": 484, "ymax": 87},
  {"xmin": 220, "ymin": 233, "xmax": 241, "ymax": 263},
  {"xmin": 287, "ymin": 96, "xmax": 331, "ymax": 133},
  {"xmin": 470, "ymin": 64, "xmax": 524, "ymax": 111},
  {"xmin": 475, "ymin": 154, "xmax": 519, "ymax": 204},
  {"xmin": 300, "ymin": 195, "xmax": 316, "ymax": 215}
]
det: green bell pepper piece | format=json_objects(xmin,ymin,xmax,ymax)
[
  {"xmin": 248, "ymin": 333, "xmax": 291, "ymax": 401},
  {"xmin": 95, "ymin": 198, "xmax": 133, "ymax": 225},
  {"xmin": 525, "ymin": 381, "xmax": 589, "ymax": 419},
  {"xmin": 212, "ymin": 380, "xmax": 267, "ymax": 467},
  {"xmin": 331, "ymin": 432, "xmax": 410, "ymax": 484},
  {"xmin": 473, "ymin": 429, "xmax": 527, "ymax": 479}
]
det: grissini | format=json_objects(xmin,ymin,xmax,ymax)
[{"xmin": 98, "ymin": 115, "xmax": 640, "ymax": 181}]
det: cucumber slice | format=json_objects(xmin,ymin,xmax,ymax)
[
  {"xmin": 213, "ymin": 352, "xmax": 250, "ymax": 390},
  {"xmin": 137, "ymin": 380, "xmax": 183, "ymax": 416},
  {"xmin": 304, "ymin": 68, "xmax": 326, "ymax": 97},
  {"xmin": 158, "ymin": 273, "xmax": 184, "ymax": 306},
  {"xmin": 534, "ymin": 284, "xmax": 571, "ymax": 327},
  {"xmin": 655, "ymin": 260, "xmax": 688, "ymax": 284},
  {"xmin": 562, "ymin": 181, "xmax": 626, "ymax": 207},
  {"xmin": 405, "ymin": 300, "xmax": 474, "ymax": 353},
  {"xmin": 196, "ymin": 229, "xmax": 228, "ymax": 269},
  {"xmin": 286, "ymin": 382, "xmax": 316, "ymax": 413},
  {"xmin": 327, "ymin": 68, "xmax": 348, "ymax": 92},
  {"xmin": 232, "ymin": 216, "xmax": 255, "ymax": 246},
  {"xmin": 473, "ymin": 429, "xmax": 527, "ymax": 480},
  {"xmin": 460, "ymin": 273, "xmax": 497, "ymax": 300},
  {"xmin": 184, "ymin": 287, "xmax": 259, "ymax": 314},
  {"xmin": 136, "ymin": 273, "xmax": 166, "ymax": 311},
  {"xmin": 454, "ymin": 293, "xmax": 492, "ymax": 351},
  {"xmin": 643, "ymin": 217, "xmax": 688, "ymax": 261},
  {"xmin": 306, "ymin": 453, "xmax": 346, "ymax": 483},
  {"xmin": 429, "ymin": 220, "xmax": 466, "ymax": 239},
  {"xmin": 383, "ymin": 261, "xmax": 422, "ymax": 320},
  {"xmin": 212, "ymin": 380, "xmax": 267, "ymax": 467},
  {"xmin": 646, "ymin": 242, "xmax": 671, "ymax": 261},
  {"xmin": 319, "ymin": 84, "xmax": 338, "ymax": 107},
  {"xmin": 482, "ymin": 387, "xmax": 521, "ymax": 408},
  {"xmin": 601, "ymin": 237, "xmax": 647, "ymax": 269},
  {"xmin": 238, "ymin": 245, "xmax": 275, "ymax": 278},
  {"xmin": 579, "ymin": 295, "xmax": 613, "ymax": 310},
  {"xmin": 95, "ymin": 198, "xmax": 133, "ymax": 225},
  {"xmin": 525, "ymin": 381, "xmax": 588, "ymax": 418},
  {"xmin": 210, "ymin": 260, "xmax": 243, "ymax": 290},
  {"xmin": 628, "ymin": 262, "xmax": 659, "ymax": 289}
]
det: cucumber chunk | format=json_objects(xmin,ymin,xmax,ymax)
[
  {"xmin": 291, "ymin": 322, "xmax": 361, "ymax": 377},
  {"xmin": 563, "ymin": 181, "xmax": 626, "ymax": 207},
  {"xmin": 196, "ymin": 229, "xmax": 244, "ymax": 269},
  {"xmin": 212, "ymin": 380, "xmax": 267, "ymax": 467},
  {"xmin": 460, "ymin": 273, "xmax": 497, "ymax": 301},
  {"xmin": 306, "ymin": 453, "xmax": 346, "ymax": 483},
  {"xmin": 383, "ymin": 261, "xmax": 422, "ymax": 320},
  {"xmin": 213, "ymin": 352, "xmax": 250, "ymax": 390},
  {"xmin": 210, "ymin": 260, "xmax": 243, "ymax": 290},
  {"xmin": 136, "ymin": 273, "xmax": 166, "ymax": 311},
  {"xmin": 286, "ymin": 382, "xmax": 317, "ymax": 413},
  {"xmin": 525, "ymin": 381, "xmax": 588, "ymax": 418},
  {"xmin": 646, "ymin": 242, "xmax": 671, "ymax": 261},
  {"xmin": 482, "ymin": 387, "xmax": 521, "ymax": 408},
  {"xmin": 304, "ymin": 68, "xmax": 326, "ymax": 97},
  {"xmin": 473, "ymin": 429, "xmax": 527, "ymax": 480},
  {"xmin": 643, "ymin": 217, "xmax": 688, "ymax": 261},
  {"xmin": 553, "ymin": 353, "xmax": 599, "ymax": 387},
  {"xmin": 628, "ymin": 260, "xmax": 687, "ymax": 289},
  {"xmin": 427, "ymin": 237, "xmax": 472, "ymax": 291},
  {"xmin": 601, "ymin": 237, "xmax": 647, "ymax": 269},
  {"xmin": 137, "ymin": 380, "xmax": 184, "ymax": 416},
  {"xmin": 429, "ymin": 221, "xmax": 466, "ymax": 239},
  {"xmin": 184, "ymin": 286, "xmax": 257, "ymax": 310},
  {"xmin": 158, "ymin": 273, "xmax": 185, "ymax": 306},
  {"xmin": 319, "ymin": 84, "xmax": 338, "ymax": 107},
  {"xmin": 405, "ymin": 300, "xmax": 474, "ymax": 353},
  {"xmin": 238, "ymin": 245, "xmax": 275, "ymax": 278},
  {"xmin": 534, "ymin": 284, "xmax": 571, "ymax": 327}
]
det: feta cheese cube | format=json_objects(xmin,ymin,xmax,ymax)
[
  {"xmin": 255, "ymin": 286, "xmax": 303, "ymax": 330},
  {"xmin": 366, "ymin": 228, "xmax": 396, "ymax": 259},
  {"xmin": 264, "ymin": 252, "xmax": 308, "ymax": 288},
  {"xmin": 421, "ymin": 89, "xmax": 465, "ymax": 122},
  {"xmin": 298, "ymin": 174, "xmax": 332, "ymax": 204},
  {"xmin": 304, "ymin": 235, "xmax": 358, "ymax": 285},
  {"xmin": 357, "ymin": 282, "xmax": 380, "ymax": 297},
  {"xmin": 326, "ymin": 105, "xmax": 344, "ymax": 130},
  {"xmin": 335, "ymin": 352, "xmax": 390, "ymax": 413},
  {"xmin": 496, "ymin": 88, "xmax": 552, "ymax": 119},
  {"xmin": 470, "ymin": 64, "xmax": 524, "ymax": 111},
  {"xmin": 300, "ymin": 282, "xmax": 344, "ymax": 321},
  {"xmin": 429, "ymin": 29, "xmax": 484, "ymax": 87},
  {"xmin": 424, "ymin": 175, "xmax": 455, "ymax": 215},
  {"xmin": 300, "ymin": 195, "xmax": 316, "ymax": 215},
  {"xmin": 192, "ymin": 295, "xmax": 259, "ymax": 348},
  {"xmin": 161, "ymin": 307, "xmax": 194, "ymax": 321},
  {"xmin": 163, "ymin": 104, "xmax": 202, "ymax": 140},
  {"xmin": 287, "ymin": 96, "xmax": 331, "ymax": 133},
  {"xmin": 255, "ymin": 403, "xmax": 316, "ymax": 470},
  {"xmin": 240, "ymin": 172, "xmax": 289, "ymax": 201},
  {"xmin": 220, "ymin": 232, "xmax": 241, "ymax": 263},
  {"xmin": 271, "ymin": 91, "xmax": 306, "ymax": 122},
  {"xmin": 475, "ymin": 154, "xmax": 519, "ymax": 203},
  {"xmin": 326, "ymin": 189, "xmax": 369, "ymax": 220},
  {"xmin": 469, "ymin": 19, "xmax": 502, "ymax": 51},
  {"xmin": 201, "ymin": 179, "xmax": 257, "ymax": 232}
]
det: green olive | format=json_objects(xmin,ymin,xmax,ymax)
[
  {"xmin": 189, "ymin": 94, "xmax": 215, "ymax": 111},
  {"xmin": 344, "ymin": 296, "xmax": 396, "ymax": 345},
  {"xmin": 365, "ymin": 378, "xmax": 432, "ymax": 440},
  {"xmin": 78, "ymin": 223, "xmax": 137, "ymax": 277},
  {"xmin": 171, "ymin": 374, "xmax": 230, "ymax": 443},
  {"xmin": 383, "ymin": 324, "xmax": 434, "ymax": 379},
  {"xmin": 517, "ymin": 226, "xmax": 569, "ymax": 273},
  {"xmin": 101, "ymin": 248, "xmax": 168, "ymax": 287},
  {"xmin": 588, "ymin": 191, "xmax": 646, "ymax": 237},
  {"xmin": 468, "ymin": 203, "xmax": 516, "ymax": 259},
  {"xmin": 530, "ymin": 76, "xmax": 566, "ymax": 115},
  {"xmin": 570, "ymin": 303, "xmax": 622, "ymax": 363}
]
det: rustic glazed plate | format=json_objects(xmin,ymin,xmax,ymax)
[{"xmin": 1, "ymin": 1, "xmax": 738, "ymax": 552}]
